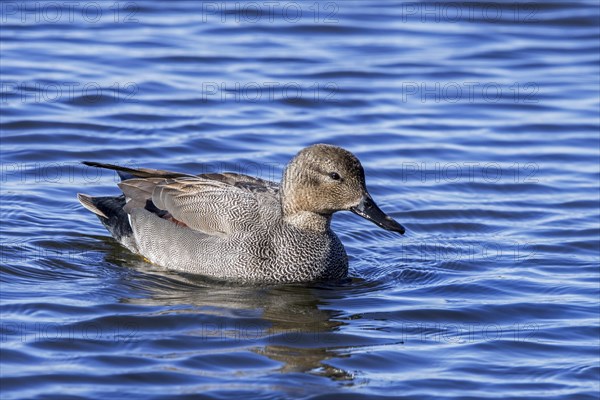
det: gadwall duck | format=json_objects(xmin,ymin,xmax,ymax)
[{"xmin": 78, "ymin": 144, "xmax": 405, "ymax": 283}]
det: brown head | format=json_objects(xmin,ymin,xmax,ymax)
[{"xmin": 281, "ymin": 144, "xmax": 405, "ymax": 234}]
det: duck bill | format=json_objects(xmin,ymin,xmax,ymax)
[{"xmin": 350, "ymin": 194, "xmax": 405, "ymax": 234}]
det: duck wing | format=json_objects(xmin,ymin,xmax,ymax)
[
  {"xmin": 83, "ymin": 162, "xmax": 280, "ymax": 236},
  {"xmin": 141, "ymin": 174, "xmax": 279, "ymax": 235}
]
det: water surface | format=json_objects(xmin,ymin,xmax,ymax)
[{"xmin": 1, "ymin": 1, "xmax": 599, "ymax": 399}]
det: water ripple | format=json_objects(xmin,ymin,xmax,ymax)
[{"xmin": 1, "ymin": 0, "xmax": 598, "ymax": 398}]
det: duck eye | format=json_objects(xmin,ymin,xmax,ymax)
[{"xmin": 329, "ymin": 172, "xmax": 341, "ymax": 181}]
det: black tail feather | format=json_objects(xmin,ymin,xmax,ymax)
[
  {"xmin": 82, "ymin": 161, "xmax": 188, "ymax": 180},
  {"xmin": 88, "ymin": 195, "xmax": 133, "ymax": 240}
]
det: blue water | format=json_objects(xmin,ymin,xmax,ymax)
[{"xmin": 1, "ymin": 1, "xmax": 599, "ymax": 398}]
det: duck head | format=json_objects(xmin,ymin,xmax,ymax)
[{"xmin": 281, "ymin": 144, "xmax": 405, "ymax": 234}]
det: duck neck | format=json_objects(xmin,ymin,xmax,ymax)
[
  {"xmin": 281, "ymin": 186, "xmax": 332, "ymax": 233},
  {"xmin": 283, "ymin": 209, "xmax": 332, "ymax": 233}
]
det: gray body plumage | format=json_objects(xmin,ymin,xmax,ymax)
[
  {"xmin": 78, "ymin": 144, "xmax": 405, "ymax": 284},
  {"xmin": 127, "ymin": 179, "xmax": 347, "ymax": 283}
]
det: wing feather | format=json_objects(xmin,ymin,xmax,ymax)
[
  {"xmin": 117, "ymin": 172, "xmax": 279, "ymax": 236},
  {"xmin": 84, "ymin": 161, "xmax": 280, "ymax": 236},
  {"xmin": 151, "ymin": 177, "xmax": 262, "ymax": 235}
]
